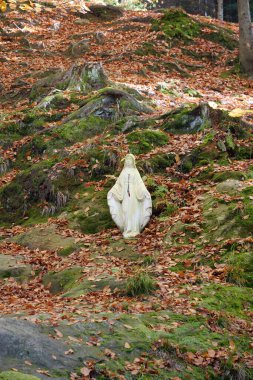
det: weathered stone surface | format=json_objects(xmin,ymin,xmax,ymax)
[
  {"xmin": 0, "ymin": 255, "xmax": 31, "ymax": 281},
  {"xmin": 11, "ymin": 225, "xmax": 75, "ymax": 251},
  {"xmin": 0, "ymin": 318, "xmax": 79, "ymax": 374},
  {"xmin": 216, "ymin": 179, "xmax": 243, "ymax": 194}
]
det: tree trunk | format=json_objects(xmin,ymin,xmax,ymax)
[
  {"xmin": 238, "ymin": 0, "xmax": 253, "ymax": 75},
  {"xmin": 217, "ymin": 0, "xmax": 224, "ymax": 20}
]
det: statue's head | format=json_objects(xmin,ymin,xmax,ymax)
[{"xmin": 124, "ymin": 154, "xmax": 136, "ymax": 168}]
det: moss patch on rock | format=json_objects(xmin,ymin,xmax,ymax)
[
  {"xmin": 152, "ymin": 9, "xmax": 201, "ymax": 42},
  {"xmin": 127, "ymin": 129, "xmax": 168, "ymax": 154},
  {"xmin": 11, "ymin": 225, "xmax": 75, "ymax": 251},
  {"xmin": 66, "ymin": 184, "xmax": 114, "ymax": 234},
  {"xmin": 43, "ymin": 267, "xmax": 83, "ymax": 294},
  {"xmin": 139, "ymin": 152, "xmax": 176, "ymax": 174},
  {"xmin": 161, "ymin": 104, "xmax": 211, "ymax": 134},
  {"xmin": 0, "ymin": 255, "xmax": 31, "ymax": 282}
]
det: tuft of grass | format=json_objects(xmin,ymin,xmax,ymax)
[
  {"xmin": 142, "ymin": 255, "xmax": 156, "ymax": 266},
  {"xmin": 126, "ymin": 272, "xmax": 156, "ymax": 296}
]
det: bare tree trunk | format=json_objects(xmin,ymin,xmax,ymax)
[
  {"xmin": 238, "ymin": 0, "xmax": 253, "ymax": 75},
  {"xmin": 217, "ymin": 0, "xmax": 223, "ymax": 20}
]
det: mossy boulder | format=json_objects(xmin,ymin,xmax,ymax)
[
  {"xmin": 201, "ymin": 193, "xmax": 252, "ymax": 242},
  {"xmin": 127, "ymin": 129, "xmax": 168, "ymax": 154},
  {"xmin": 43, "ymin": 267, "xmax": 83, "ymax": 294},
  {"xmin": 240, "ymin": 186, "xmax": 253, "ymax": 233},
  {"xmin": 43, "ymin": 268, "xmax": 124, "ymax": 297},
  {"xmin": 152, "ymin": 8, "xmax": 201, "ymax": 42},
  {"xmin": 0, "ymin": 255, "xmax": 31, "ymax": 282},
  {"xmin": 161, "ymin": 103, "xmax": 211, "ymax": 134},
  {"xmin": 212, "ymin": 171, "xmax": 249, "ymax": 182},
  {"xmin": 66, "ymin": 184, "xmax": 114, "ymax": 234},
  {"xmin": 216, "ymin": 179, "xmax": 243, "ymax": 195},
  {"xmin": 0, "ymin": 160, "xmax": 55, "ymax": 223},
  {"xmin": 11, "ymin": 225, "xmax": 75, "ymax": 251},
  {"xmin": 139, "ymin": 152, "xmax": 176, "ymax": 173}
]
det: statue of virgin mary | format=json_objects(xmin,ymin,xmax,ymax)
[{"xmin": 107, "ymin": 154, "xmax": 152, "ymax": 238}]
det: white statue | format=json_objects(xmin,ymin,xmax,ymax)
[{"xmin": 107, "ymin": 154, "xmax": 152, "ymax": 238}]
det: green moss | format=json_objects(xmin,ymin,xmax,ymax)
[
  {"xmin": 226, "ymin": 252, "xmax": 253, "ymax": 287},
  {"xmin": 0, "ymin": 372, "xmax": 40, "ymax": 380},
  {"xmin": 162, "ymin": 104, "xmax": 210, "ymax": 134},
  {"xmin": 127, "ymin": 129, "xmax": 168, "ymax": 154},
  {"xmin": 58, "ymin": 245, "xmax": 77, "ymax": 257},
  {"xmin": 55, "ymin": 116, "xmax": 109, "ymax": 144},
  {"xmin": 234, "ymin": 145, "xmax": 253, "ymax": 160},
  {"xmin": 213, "ymin": 171, "xmax": 248, "ymax": 182},
  {"xmin": 140, "ymin": 153, "xmax": 176, "ymax": 173},
  {"xmin": 0, "ymin": 160, "xmax": 55, "ymax": 223},
  {"xmin": 152, "ymin": 8, "xmax": 201, "ymax": 42},
  {"xmin": 43, "ymin": 267, "xmax": 83, "ymax": 294},
  {"xmin": 126, "ymin": 272, "xmax": 156, "ymax": 296},
  {"xmin": 193, "ymin": 284, "xmax": 253, "ymax": 318},
  {"xmin": 203, "ymin": 29, "xmax": 237, "ymax": 50},
  {"xmin": 67, "ymin": 185, "xmax": 114, "ymax": 234},
  {"xmin": 83, "ymin": 147, "xmax": 119, "ymax": 180}
]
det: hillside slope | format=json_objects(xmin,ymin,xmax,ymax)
[{"xmin": 0, "ymin": 3, "xmax": 253, "ymax": 380}]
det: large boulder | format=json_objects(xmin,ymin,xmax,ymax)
[
  {"xmin": 0, "ymin": 318, "xmax": 78, "ymax": 373},
  {"xmin": 0, "ymin": 255, "xmax": 31, "ymax": 282}
]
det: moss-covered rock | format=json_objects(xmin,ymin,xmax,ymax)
[
  {"xmin": 43, "ymin": 267, "xmax": 83, "ymax": 294},
  {"xmin": 0, "ymin": 255, "xmax": 31, "ymax": 282},
  {"xmin": 216, "ymin": 179, "xmax": 243, "ymax": 195},
  {"xmin": 152, "ymin": 8, "xmax": 201, "ymax": 42},
  {"xmin": 67, "ymin": 184, "xmax": 114, "ymax": 234},
  {"xmin": 213, "ymin": 171, "xmax": 249, "ymax": 182},
  {"xmin": 161, "ymin": 104, "xmax": 211, "ymax": 134},
  {"xmin": 0, "ymin": 160, "xmax": 55, "ymax": 223},
  {"xmin": 43, "ymin": 267, "xmax": 125, "ymax": 297},
  {"xmin": 139, "ymin": 152, "xmax": 176, "ymax": 173},
  {"xmin": 11, "ymin": 225, "xmax": 75, "ymax": 251},
  {"xmin": 127, "ymin": 129, "xmax": 168, "ymax": 154}
]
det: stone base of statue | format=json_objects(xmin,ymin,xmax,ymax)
[{"xmin": 107, "ymin": 154, "xmax": 152, "ymax": 239}]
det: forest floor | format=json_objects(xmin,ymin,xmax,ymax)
[{"xmin": 0, "ymin": 1, "xmax": 253, "ymax": 380}]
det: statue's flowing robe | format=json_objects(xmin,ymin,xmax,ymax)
[{"xmin": 107, "ymin": 168, "xmax": 152, "ymax": 238}]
